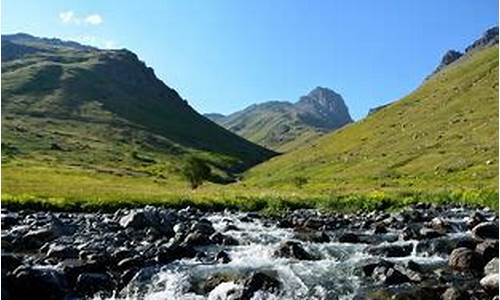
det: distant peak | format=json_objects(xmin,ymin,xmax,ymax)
[{"xmin": 465, "ymin": 26, "xmax": 499, "ymax": 53}]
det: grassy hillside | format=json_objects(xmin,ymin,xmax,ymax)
[
  {"xmin": 207, "ymin": 87, "xmax": 352, "ymax": 152},
  {"xmin": 1, "ymin": 34, "xmax": 275, "ymax": 194},
  {"xmin": 243, "ymin": 45, "xmax": 499, "ymax": 194}
]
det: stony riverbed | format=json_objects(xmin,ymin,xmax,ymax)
[{"xmin": 1, "ymin": 204, "xmax": 499, "ymax": 299}]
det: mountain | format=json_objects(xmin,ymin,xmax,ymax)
[
  {"xmin": 1, "ymin": 33, "xmax": 275, "ymax": 190},
  {"xmin": 243, "ymin": 28, "xmax": 499, "ymax": 194},
  {"xmin": 206, "ymin": 87, "xmax": 353, "ymax": 152}
]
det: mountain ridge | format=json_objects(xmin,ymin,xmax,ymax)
[{"xmin": 206, "ymin": 86, "xmax": 353, "ymax": 151}]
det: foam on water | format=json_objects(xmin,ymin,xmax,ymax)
[{"xmin": 95, "ymin": 211, "xmax": 467, "ymax": 300}]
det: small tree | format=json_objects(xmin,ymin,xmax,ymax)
[{"xmin": 182, "ymin": 157, "xmax": 211, "ymax": 189}]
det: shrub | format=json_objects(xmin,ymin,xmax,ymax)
[{"xmin": 182, "ymin": 157, "xmax": 211, "ymax": 189}]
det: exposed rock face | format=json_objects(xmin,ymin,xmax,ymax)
[
  {"xmin": 433, "ymin": 50, "xmax": 463, "ymax": 74},
  {"xmin": 205, "ymin": 87, "xmax": 353, "ymax": 151},
  {"xmin": 465, "ymin": 26, "xmax": 499, "ymax": 53}
]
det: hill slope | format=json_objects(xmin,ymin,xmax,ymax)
[
  {"xmin": 1, "ymin": 33, "xmax": 275, "ymax": 193},
  {"xmin": 206, "ymin": 87, "xmax": 352, "ymax": 152},
  {"xmin": 243, "ymin": 39, "xmax": 498, "ymax": 194}
]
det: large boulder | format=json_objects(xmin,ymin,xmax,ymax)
[
  {"xmin": 475, "ymin": 240, "xmax": 499, "ymax": 263},
  {"xmin": 448, "ymin": 247, "xmax": 483, "ymax": 272},
  {"xmin": 76, "ymin": 272, "xmax": 115, "ymax": 297},
  {"xmin": 441, "ymin": 287, "xmax": 468, "ymax": 300},
  {"xmin": 119, "ymin": 206, "xmax": 175, "ymax": 237},
  {"xmin": 9, "ymin": 266, "xmax": 69, "ymax": 300},
  {"xmin": 471, "ymin": 222, "xmax": 499, "ymax": 241}
]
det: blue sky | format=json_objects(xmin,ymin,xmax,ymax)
[{"xmin": 2, "ymin": 1, "xmax": 498, "ymax": 119}]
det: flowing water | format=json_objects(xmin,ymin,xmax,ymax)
[{"xmin": 96, "ymin": 211, "xmax": 464, "ymax": 300}]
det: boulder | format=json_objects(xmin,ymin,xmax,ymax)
[
  {"xmin": 274, "ymin": 241, "xmax": 316, "ymax": 260},
  {"xmin": 338, "ymin": 232, "xmax": 360, "ymax": 243},
  {"xmin": 475, "ymin": 240, "xmax": 498, "ymax": 263},
  {"xmin": 119, "ymin": 206, "xmax": 175, "ymax": 237},
  {"xmin": 46, "ymin": 244, "xmax": 79, "ymax": 260},
  {"xmin": 448, "ymin": 247, "xmax": 483, "ymax": 272},
  {"xmin": 238, "ymin": 271, "xmax": 281, "ymax": 300},
  {"xmin": 471, "ymin": 222, "xmax": 499, "ymax": 241},
  {"xmin": 372, "ymin": 266, "xmax": 410, "ymax": 285},
  {"xmin": 10, "ymin": 266, "xmax": 69, "ymax": 300},
  {"xmin": 484, "ymin": 258, "xmax": 499, "ymax": 275},
  {"xmin": 76, "ymin": 272, "xmax": 114, "ymax": 297},
  {"xmin": 366, "ymin": 244, "xmax": 413, "ymax": 257},
  {"xmin": 442, "ymin": 287, "xmax": 468, "ymax": 300},
  {"xmin": 479, "ymin": 273, "xmax": 499, "ymax": 293}
]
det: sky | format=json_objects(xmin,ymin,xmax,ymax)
[{"xmin": 2, "ymin": 1, "xmax": 498, "ymax": 120}]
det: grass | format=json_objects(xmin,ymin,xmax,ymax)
[
  {"xmin": 1, "ymin": 36, "xmax": 498, "ymax": 213},
  {"xmin": 243, "ymin": 46, "xmax": 499, "ymax": 196}
]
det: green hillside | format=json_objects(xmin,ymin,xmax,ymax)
[
  {"xmin": 1, "ymin": 34, "xmax": 275, "ymax": 195},
  {"xmin": 206, "ymin": 87, "xmax": 352, "ymax": 152},
  {"xmin": 243, "ymin": 45, "xmax": 499, "ymax": 194}
]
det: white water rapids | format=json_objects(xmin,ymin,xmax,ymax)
[{"xmin": 96, "ymin": 211, "xmax": 462, "ymax": 300}]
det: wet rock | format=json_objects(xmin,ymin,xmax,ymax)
[
  {"xmin": 156, "ymin": 243, "xmax": 197, "ymax": 263},
  {"xmin": 10, "ymin": 266, "xmax": 69, "ymax": 300},
  {"xmin": 471, "ymin": 222, "xmax": 499, "ymax": 241},
  {"xmin": 362, "ymin": 259, "xmax": 394, "ymax": 277},
  {"xmin": 480, "ymin": 273, "xmax": 499, "ymax": 293},
  {"xmin": 294, "ymin": 229, "xmax": 330, "ymax": 243},
  {"xmin": 372, "ymin": 266, "xmax": 410, "ymax": 285},
  {"xmin": 484, "ymin": 258, "xmax": 499, "ymax": 275},
  {"xmin": 183, "ymin": 231, "xmax": 211, "ymax": 246},
  {"xmin": 210, "ymin": 232, "xmax": 239, "ymax": 245},
  {"xmin": 1, "ymin": 213, "xmax": 18, "ymax": 229},
  {"xmin": 191, "ymin": 219, "xmax": 216, "ymax": 236},
  {"xmin": 193, "ymin": 272, "xmax": 240, "ymax": 294},
  {"xmin": 56, "ymin": 259, "xmax": 103, "ymax": 285},
  {"xmin": 238, "ymin": 271, "xmax": 281, "ymax": 300},
  {"xmin": 475, "ymin": 240, "xmax": 498, "ymax": 263},
  {"xmin": 418, "ymin": 227, "xmax": 443, "ymax": 239},
  {"xmin": 442, "ymin": 287, "xmax": 468, "ymax": 300},
  {"xmin": 46, "ymin": 244, "xmax": 79, "ymax": 260},
  {"xmin": 448, "ymin": 247, "xmax": 483, "ymax": 272},
  {"xmin": 366, "ymin": 244, "xmax": 413, "ymax": 257},
  {"xmin": 467, "ymin": 212, "xmax": 486, "ymax": 229},
  {"xmin": 118, "ymin": 207, "xmax": 175, "ymax": 237},
  {"xmin": 1, "ymin": 253, "xmax": 22, "ymax": 273},
  {"xmin": 76, "ymin": 272, "xmax": 114, "ymax": 297},
  {"xmin": 19, "ymin": 227, "xmax": 59, "ymax": 249},
  {"xmin": 338, "ymin": 232, "xmax": 360, "ymax": 243},
  {"xmin": 417, "ymin": 236, "xmax": 474, "ymax": 256},
  {"xmin": 374, "ymin": 223, "xmax": 388, "ymax": 234},
  {"xmin": 116, "ymin": 256, "xmax": 143, "ymax": 271},
  {"xmin": 215, "ymin": 250, "xmax": 231, "ymax": 264},
  {"xmin": 274, "ymin": 241, "xmax": 317, "ymax": 260}
]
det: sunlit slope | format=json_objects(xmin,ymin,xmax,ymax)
[{"xmin": 243, "ymin": 46, "xmax": 499, "ymax": 193}]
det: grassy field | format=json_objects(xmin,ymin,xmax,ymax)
[{"xmin": 243, "ymin": 46, "xmax": 499, "ymax": 196}]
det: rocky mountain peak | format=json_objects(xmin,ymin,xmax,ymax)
[{"xmin": 465, "ymin": 26, "xmax": 499, "ymax": 53}]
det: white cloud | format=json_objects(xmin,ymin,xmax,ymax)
[
  {"xmin": 59, "ymin": 11, "xmax": 79, "ymax": 24},
  {"xmin": 73, "ymin": 35, "xmax": 118, "ymax": 49},
  {"xmin": 84, "ymin": 14, "xmax": 103, "ymax": 25},
  {"xmin": 58, "ymin": 11, "xmax": 103, "ymax": 26}
]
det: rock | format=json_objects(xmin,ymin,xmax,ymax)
[
  {"xmin": 475, "ymin": 240, "xmax": 498, "ymax": 262},
  {"xmin": 210, "ymin": 232, "xmax": 239, "ymax": 245},
  {"xmin": 374, "ymin": 223, "xmax": 388, "ymax": 234},
  {"xmin": 116, "ymin": 256, "xmax": 143, "ymax": 271},
  {"xmin": 193, "ymin": 272, "xmax": 240, "ymax": 294},
  {"xmin": 418, "ymin": 227, "xmax": 443, "ymax": 239},
  {"xmin": 1, "ymin": 253, "xmax": 22, "ymax": 272},
  {"xmin": 10, "ymin": 266, "xmax": 69, "ymax": 300},
  {"xmin": 361, "ymin": 259, "xmax": 394, "ymax": 277},
  {"xmin": 76, "ymin": 272, "xmax": 114, "ymax": 296},
  {"xmin": 156, "ymin": 243, "xmax": 197, "ymax": 263},
  {"xmin": 190, "ymin": 219, "xmax": 215, "ymax": 236},
  {"xmin": 338, "ymin": 232, "xmax": 360, "ymax": 243},
  {"xmin": 1, "ymin": 213, "xmax": 18, "ymax": 229},
  {"xmin": 372, "ymin": 266, "xmax": 410, "ymax": 285},
  {"xmin": 119, "ymin": 206, "xmax": 175, "ymax": 237},
  {"xmin": 238, "ymin": 271, "xmax": 281, "ymax": 300},
  {"xmin": 215, "ymin": 251, "xmax": 231, "ymax": 264},
  {"xmin": 183, "ymin": 232, "xmax": 211, "ymax": 247},
  {"xmin": 448, "ymin": 247, "xmax": 483, "ymax": 272},
  {"xmin": 366, "ymin": 244, "xmax": 413, "ymax": 257},
  {"xmin": 294, "ymin": 229, "xmax": 330, "ymax": 243},
  {"xmin": 56, "ymin": 259, "xmax": 103, "ymax": 284},
  {"xmin": 46, "ymin": 244, "xmax": 79, "ymax": 260},
  {"xmin": 417, "ymin": 236, "xmax": 475, "ymax": 256},
  {"xmin": 442, "ymin": 287, "xmax": 468, "ymax": 300},
  {"xmin": 467, "ymin": 212, "xmax": 486, "ymax": 229},
  {"xmin": 274, "ymin": 241, "xmax": 316, "ymax": 260},
  {"xmin": 480, "ymin": 273, "xmax": 499, "ymax": 293},
  {"xmin": 471, "ymin": 222, "xmax": 499, "ymax": 241},
  {"xmin": 20, "ymin": 227, "xmax": 59, "ymax": 249},
  {"xmin": 484, "ymin": 258, "xmax": 499, "ymax": 275}
]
